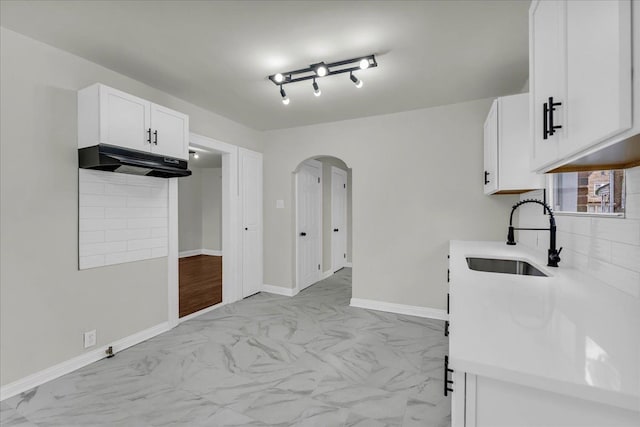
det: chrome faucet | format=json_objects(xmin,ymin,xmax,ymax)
[{"xmin": 506, "ymin": 199, "xmax": 562, "ymax": 267}]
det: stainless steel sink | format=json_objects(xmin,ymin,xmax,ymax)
[{"xmin": 466, "ymin": 257, "xmax": 548, "ymax": 277}]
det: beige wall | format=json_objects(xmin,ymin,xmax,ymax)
[
  {"xmin": 201, "ymin": 168, "xmax": 223, "ymax": 251},
  {"xmin": 0, "ymin": 28, "xmax": 259, "ymax": 386},
  {"xmin": 263, "ymin": 98, "xmax": 519, "ymax": 309}
]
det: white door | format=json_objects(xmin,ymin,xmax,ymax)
[
  {"xmin": 296, "ymin": 160, "xmax": 322, "ymax": 291},
  {"xmin": 530, "ymin": 0, "xmax": 565, "ymax": 170},
  {"xmin": 150, "ymin": 103, "xmax": 189, "ymax": 160},
  {"xmin": 100, "ymin": 85, "xmax": 151, "ymax": 153},
  {"xmin": 331, "ymin": 167, "xmax": 348, "ymax": 272},
  {"xmin": 483, "ymin": 100, "xmax": 498, "ymax": 195},
  {"xmin": 240, "ymin": 148, "xmax": 263, "ymax": 298},
  {"xmin": 563, "ymin": 0, "xmax": 632, "ymax": 158}
]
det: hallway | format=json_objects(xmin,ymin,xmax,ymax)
[{"xmin": 2, "ymin": 269, "xmax": 450, "ymax": 426}]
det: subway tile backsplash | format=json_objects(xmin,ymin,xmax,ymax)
[
  {"xmin": 516, "ymin": 166, "xmax": 640, "ymax": 298},
  {"xmin": 78, "ymin": 169, "xmax": 168, "ymax": 269}
]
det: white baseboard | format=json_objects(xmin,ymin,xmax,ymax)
[
  {"xmin": 179, "ymin": 302, "xmax": 225, "ymax": 323},
  {"xmin": 320, "ymin": 270, "xmax": 333, "ymax": 280},
  {"xmin": 179, "ymin": 249, "xmax": 222, "ymax": 258},
  {"xmin": 350, "ymin": 298, "xmax": 448, "ymax": 321},
  {"xmin": 262, "ymin": 284, "xmax": 298, "ymax": 297},
  {"xmin": 345, "ymin": 262, "xmax": 353, "ymax": 268},
  {"xmin": 0, "ymin": 321, "xmax": 170, "ymax": 402}
]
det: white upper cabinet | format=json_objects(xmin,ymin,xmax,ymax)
[
  {"xmin": 529, "ymin": 0, "xmax": 636, "ymax": 173},
  {"xmin": 78, "ymin": 83, "xmax": 189, "ymax": 160},
  {"xmin": 484, "ymin": 93, "xmax": 544, "ymax": 195},
  {"xmin": 149, "ymin": 103, "xmax": 189, "ymax": 159}
]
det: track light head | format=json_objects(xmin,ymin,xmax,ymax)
[
  {"xmin": 274, "ymin": 73, "xmax": 284, "ymax": 83},
  {"xmin": 359, "ymin": 58, "xmax": 370, "ymax": 70},
  {"xmin": 280, "ymin": 86, "xmax": 290, "ymax": 105},
  {"xmin": 312, "ymin": 80, "xmax": 321, "ymax": 97},
  {"xmin": 315, "ymin": 63, "xmax": 328, "ymax": 77},
  {"xmin": 194, "ymin": 153, "xmax": 199, "ymax": 159},
  {"xmin": 350, "ymin": 72, "xmax": 363, "ymax": 88}
]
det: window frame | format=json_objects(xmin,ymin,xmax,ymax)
[{"xmin": 546, "ymin": 170, "xmax": 626, "ymax": 219}]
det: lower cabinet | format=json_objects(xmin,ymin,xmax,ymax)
[{"xmin": 449, "ymin": 370, "xmax": 639, "ymax": 427}]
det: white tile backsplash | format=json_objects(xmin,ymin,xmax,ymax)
[
  {"xmin": 79, "ymin": 169, "xmax": 168, "ymax": 269},
  {"xmin": 516, "ymin": 166, "xmax": 640, "ymax": 298}
]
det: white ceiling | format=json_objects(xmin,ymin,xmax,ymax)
[{"xmin": 0, "ymin": 0, "xmax": 529, "ymax": 131}]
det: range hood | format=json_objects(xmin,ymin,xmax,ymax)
[{"xmin": 79, "ymin": 144, "xmax": 191, "ymax": 178}]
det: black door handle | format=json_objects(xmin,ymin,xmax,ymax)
[
  {"xmin": 484, "ymin": 171, "xmax": 490, "ymax": 185},
  {"xmin": 153, "ymin": 130, "xmax": 158, "ymax": 145},
  {"xmin": 147, "ymin": 128, "xmax": 152, "ymax": 144},
  {"xmin": 543, "ymin": 101, "xmax": 549, "ymax": 140},
  {"xmin": 333, "ymin": 228, "xmax": 339, "ymax": 232},
  {"xmin": 245, "ymin": 227, "xmax": 248, "ymax": 231},
  {"xmin": 543, "ymin": 96, "xmax": 562, "ymax": 140},
  {"xmin": 300, "ymin": 232, "xmax": 307, "ymax": 236},
  {"xmin": 444, "ymin": 355, "xmax": 454, "ymax": 396}
]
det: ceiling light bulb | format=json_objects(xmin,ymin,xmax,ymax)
[
  {"xmin": 350, "ymin": 73, "xmax": 363, "ymax": 88},
  {"xmin": 359, "ymin": 58, "xmax": 370, "ymax": 70},
  {"xmin": 194, "ymin": 153, "xmax": 199, "ymax": 159},
  {"xmin": 313, "ymin": 81, "xmax": 321, "ymax": 97},
  {"xmin": 280, "ymin": 86, "xmax": 290, "ymax": 105},
  {"xmin": 274, "ymin": 73, "xmax": 284, "ymax": 83},
  {"xmin": 316, "ymin": 65, "xmax": 328, "ymax": 77}
]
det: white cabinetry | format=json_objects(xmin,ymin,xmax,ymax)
[
  {"xmin": 484, "ymin": 93, "xmax": 544, "ymax": 194},
  {"xmin": 529, "ymin": 0, "xmax": 636, "ymax": 172},
  {"xmin": 78, "ymin": 84, "xmax": 189, "ymax": 160},
  {"xmin": 451, "ymin": 373, "xmax": 639, "ymax": 427}
]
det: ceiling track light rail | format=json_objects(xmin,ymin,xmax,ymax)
[
  {"xmin": 268, "ymin": 54, "xmax": 376, "ymax": 85},
  {"xmin": 268, "ymin": 55, "xmax": 377, "ymax": 104}
]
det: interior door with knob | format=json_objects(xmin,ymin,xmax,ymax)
[
  {"xmin": 150, "ymin": 103, "xmax": 189, "ymax": 160},
  {"xmin": 331, "ymin": 167, "xmax": 348, "ymax": 272},
  {"xmin": 296, "ymin": 160, "xmax": 322, "ymax": 291},
  {"xmin": 240, "ymin": 148, "xmax": 263, "ymax": 298}
]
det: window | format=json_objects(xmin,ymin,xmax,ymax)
[{"xmin": 552, "ymin": 170, "xmax": 625, "ymax": 215}]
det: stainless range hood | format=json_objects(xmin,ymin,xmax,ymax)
[{"xmin": 79, "ymin": 144, "xmax": 191, "ymax": 178}]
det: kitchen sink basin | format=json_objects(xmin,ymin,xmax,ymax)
[{"xmin": 466, "ymin": 257, "xmax": 548, "ymax": 277}]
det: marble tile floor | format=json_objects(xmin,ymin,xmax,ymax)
[{"xmin": 1, "ymin": 268, "xmax": 451, "ymax": 426}]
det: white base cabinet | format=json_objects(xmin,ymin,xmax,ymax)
[
  {"xmin": 451, "ymin": 372, "xmax": 639, "ymax": 427},
  {"xmin": 78, "ymin": 83, "xmax": 189, "ymax": 160},
  {"xmin": 483, "ymin": 93, "xmax": 544, "ymax": 195}
]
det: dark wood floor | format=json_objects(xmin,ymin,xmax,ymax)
[{"xmin": 179, "ymin": 255, "xmax": 222, "ymax": 318}]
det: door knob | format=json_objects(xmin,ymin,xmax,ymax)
[
  {"xmin": 245, "ymin": 227, "xmax": 248, "ymax": 231},
  {"xmin": 300, "ymin": 232, "xmax": 307, "ymax": 236},
  {"xmin": 333, "ymin": 228, "xmax": 339, "ymax": 232}
]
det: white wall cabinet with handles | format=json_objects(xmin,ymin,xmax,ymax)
[
  {"xmin": 78, "ymin": 83, "xmax": 189, "ymax": 160},
  {"xmin": 529, "ymin": 0, "xmax": 637, "ymax": 173},
  {"xmin": 483, "ymin": 93, "xmax": 544, "ymax": 195}
]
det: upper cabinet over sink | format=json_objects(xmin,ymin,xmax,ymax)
[
  {"xmin": 78, "ymin": 83, "xmax": 189, "ymax": 160},
  {"xmin": 530, "ymin": 0, "xmax": 639, "ymax": 173},
  {"xmin": 484, "ymin": 93, "xmax": 544, "ymax": 195}
]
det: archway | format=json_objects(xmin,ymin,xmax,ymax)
[{"xmin": 293, "ymin": 155, "xmax": 352, "ymax": 294}]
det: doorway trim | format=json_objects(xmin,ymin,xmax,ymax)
[
  {"xmin": 330, "ymin": 166, "xmax": 348, "ymax": 273},
  {"xmin": 167, "ymin": 132, "xmax": 240, "ymax": 328},
  {"xmin": 294, "ymin": 159, "xmax": 323, "ymax": 294}
]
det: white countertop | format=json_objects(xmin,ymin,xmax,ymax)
[{"xmin": 449, "ymin": 240, "xmax": 640, "ymax": 412}]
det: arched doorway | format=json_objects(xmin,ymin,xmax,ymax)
[{"xmin": 293, "ymin": 156, "xmax": 352, "ymax": 293}]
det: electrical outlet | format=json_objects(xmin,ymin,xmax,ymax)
[{"xmin": 84, "ymin": 330, "xmax": 96, "ymax": 348}]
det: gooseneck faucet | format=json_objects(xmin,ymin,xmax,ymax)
[{"xmin": 507, "ymin": 199, "xmax": 562, "ymax": 267}]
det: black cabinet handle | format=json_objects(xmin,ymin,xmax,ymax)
[
  {"xmin": 300, "ymin": 232, "xmax": 307, "ymax": 236},
  {"xmin": 444, "ymin": 320, "xmax": 449, "ymax": 337},
  {"xmin": 447, "ymin": 293, "xmax": 450, "ymax": 314},
  {"xmin": 153, "ymin": 130, "xmax": 158, "ymax": 145},
  {"xmin": 444, "ymin": 355, "xmax": 454, "ymax": 396},
  {"xmin": 333, "ymin": 228, "xmax": 339, "ymax": 232},
  {"xmin": 543, "ymin": 96, "xmax": 562, "ymax": 140},
  {"xmin": 484, "ymin": 171, "xmax": 490, "ymax": 185},
  {"xmin": 147, "ymin": 128, "xmax": 152, "ymax": 144}
]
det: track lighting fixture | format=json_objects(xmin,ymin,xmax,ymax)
[
  {"xmin": 312, "ymin": 79, "xmax": 321, "ymax": 97},
  {"xmin": 268, "ymin": 54, "xmax": 377, "ymax": 104},
  {"xmin": 350, "ymin": 72, "xmax": 363, "ymax": 88},
  {"xmin": 280, "ymin": 86, "xmax": 290, "ymax": 105}
]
